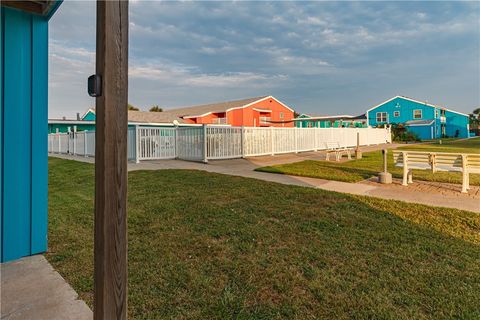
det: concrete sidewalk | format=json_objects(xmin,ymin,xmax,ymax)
[
  {"xmin": 1, "ymin": 255, "xmax": 92, "ymax": 320},
  {"xmin": 50, "ymin": 148, "xmax": 480, "ymax": 212}
]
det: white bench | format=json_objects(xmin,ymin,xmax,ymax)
[
  {"xmin": 393, "ymin": 150, "xmax": 480, "ymax": 193},
  {"xmin": 325, "ymin": 142, "xmax": 353, "ymax": 161}
]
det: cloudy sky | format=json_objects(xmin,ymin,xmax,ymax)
[{"xmin": 49, "ymin": 1, "xmax": 479, "ymax": 118}]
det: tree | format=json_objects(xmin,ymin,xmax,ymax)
[
  {"xmin": 128, "ymin": 104, "xmax": 139, "ymax": 111},
  {"xmin": 149, "ymin": 105, "xmax": 163, "ymax": 112}
]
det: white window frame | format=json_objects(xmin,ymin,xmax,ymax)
[
  {"xmin": 413, "ymin": 109, "xmax": 422, "ymax": 119},
  {"xmin": 376, "ymin": 112, "xmax": 388, "ymax": 123},
  {"xmin": 279, "ymin": 112, "xmax": 284, "ymax": 119},
  {"xmin": 393, "ymin": 111, "xmax": 400, "ymax": 117}
]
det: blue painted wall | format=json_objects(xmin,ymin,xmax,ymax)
[
  {"xmin": 367, "ymin": 97, "xmax": 469, "ymax": 139},
  {"xmin": 406, "ymin": 125, "xmax": 434, "ymax": 140},
  {"xmin": 1, "ymin": 7, "xmax": 49, "ymax": 262}
]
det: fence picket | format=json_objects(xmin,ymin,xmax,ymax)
[{"xmin": 48, "ymin": 126, "xmax": 391, "ymax": 162}]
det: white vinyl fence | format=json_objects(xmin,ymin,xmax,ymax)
[{"xmin": 48, "ymin": 125, "xmax": 391, "ymax": 163}]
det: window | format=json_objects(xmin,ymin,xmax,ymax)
[
  {"xmin": 394, "ymin": 111, "xmax": 400, "ymax": 117},
  {"xmin": 413, "ymin": 109, "xmax": 422, "ymax": 119},
  {"xmin": 376, "ymin": 112, "xmax": 388, "ymax": 122},
  {"xmin": 279, "ymin": 112, "xmax": 284, "ymax": 119},
  {"xmin": 435, "ymin": 109, "xmax": 439, "ymax": 118}
]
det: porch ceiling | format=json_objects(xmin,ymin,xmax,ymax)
[{"xmin": 1, "ymin": 1, "xmax": 57, "ymax": 16}]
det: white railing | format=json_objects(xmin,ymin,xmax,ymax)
[
  {"xmin": 48, "ymin": 125, "xmax": 391, "ymax": 163},
  {"xmin": 176, "ymin": 126, "xmax": 206, "ymax": 162},
  {"xmin": 259, "ymin": 116, "xmax": 271, "ymax": 124},
  {"xmin": 212, "ymin": 117, "xmax": 227, "ymax": 124},
  {"xmin": 136, "ymin": 127, "xmax": 176, "ymax": 160}
]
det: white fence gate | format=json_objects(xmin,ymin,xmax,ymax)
[{"xmin": 48, "ymin": 125, "xmax": 391, "ymax": 163}]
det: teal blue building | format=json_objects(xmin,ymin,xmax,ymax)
[
  {"xmin": 367, "ymin": 96, "xmax": 470, "ymax": 140},
  {"xmin": 294, "ymin": 114, "xmax": 367, "ymax": 128},
  {"xmin": 1, "ymin": 2, "xmax": 62, "ymax": 262}
]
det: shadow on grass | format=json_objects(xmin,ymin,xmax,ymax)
[{"xmin": 47, "ymin": 158, "xmax": 480, "ymax": 319}]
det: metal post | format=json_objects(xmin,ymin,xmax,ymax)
[
  {"xmin": 378, "ymin": 149, "xmax": 392, "ymax": 184},
  {"xmin": 355, "ymin": 131, "xmax": 362, "ymax": 159}
]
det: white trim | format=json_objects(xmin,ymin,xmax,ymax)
[
  {"xmin": 182, "ymin": 96, "xmax": 294, "ymax": 119},
  {"xmin": 80, "ymin": 108, "xmax": 96, "ymax": 120},
  {"xmin": 226, "ymin": 96, "xmax": 295, "ymax": 113},
  {"xmin": 48, "ymin": 120, "xmax": 95, "ymax": 125},
  {"xmin": 376, "ymin": 112, "xmax": 388, "ymax": 123},
  {"xmin": 366, "ymin": 95, "xmax": 469, "ymax": 118},
  {"xmin": 48, "ymin": 119, "xmax": 203, "ymax": 127},
  {"xmin": 252, "ymin": 108, "xmax": 272, "ymax": 113},
  {"xmin": 292, "ymin": 114, "xmax": 354, "ymax": 121},
  {"xmin": 405, "ymin": 120, "xmax": 435, "ymax": 126},
  {"xmin": 413, "ymin": 109, "xmax": 422, "ymax": 119}
]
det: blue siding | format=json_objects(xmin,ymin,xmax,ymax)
[
  {"xmin": 367, "ymin": 96, "xmax": 469, "ymax": 140},
  {"xmin": 445, "ymin": 110, "xmax": 469, "ymax": 138},
  {"xmin": 31, "ymin": 16, "xmax": 49, "ymax": 254},
  {"xmin": 367, "ymin": 97, "xmax": 434, "ymax": 127},
  {"xmin": 407, "ymin": 125, "xmax": 434, "ymax": 140},
  {"xmin": 1, "ymin": 8, "xmax": 49, "ymax": 262}
]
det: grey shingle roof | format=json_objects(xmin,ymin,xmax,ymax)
[{"xmin": 127, "ymin": 96, "xmax": 268, "ymax": 124}]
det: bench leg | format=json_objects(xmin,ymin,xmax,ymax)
[
  {"xmin": 326, "ymin": 153, "xmax": 329, "ymax": 161},
  {"xmin": 347, "ymin": 150, "xmax": 351, "ymax": 160},
  {"xmin": 336, "ymin": 152, "xmax": 340, "ymax": 161},
  {"xmin": 407, "ymin": 169, "xmax": 413, "ymax": 184},
  {"xmin": 402, "ymin": 165, "xmax": 408, "ymax": 186},
  {"xmin": 461, "ymin": 171, "xmax": 468, "ymax": 193}
]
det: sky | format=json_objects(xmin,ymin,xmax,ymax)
[{"xmin": 48, "ymin": 1, "xmax": 480, "ymax": 118}]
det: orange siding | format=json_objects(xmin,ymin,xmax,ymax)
[{"xmin": 184, "ymin": 97, "xmax": 294, "ymax": 127}]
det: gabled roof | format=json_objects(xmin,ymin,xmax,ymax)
[
  {"xmin": 71, "ymin": 96, "xmax": 293, "ymax": 125},
  {"xmin": 173, "ymin": 96, "xmax": 294, "ymax": 118},
  {"xmin": 127, "ymin": 110, "xmax": 186, "ymax": 124},
  {"xmin": 366, "ymin": 95, "xmax": 469, "ymax": 117},
  {"xmin": 81, "ymin": 108, "xmax": 96, "ymax": 120}
]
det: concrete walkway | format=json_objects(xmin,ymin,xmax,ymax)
[
  {"xmin": 50, "ymin": 145, "xmax": 480, "ymax": 212},
  {"xmin": 1, "ymin": 255, "xmax": 92, "ymax": 320}
]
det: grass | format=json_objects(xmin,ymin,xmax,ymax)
[
  {"xmin": 46, "ymin": 157, "xmax": 480, "ymax": 319},
  {"xmin": 398, "ymin": 137, "xmax": 480, "ymax": 154},
  {"xmin": 256, "ymin": 137, "xmax": 480, "ymax": 185}
]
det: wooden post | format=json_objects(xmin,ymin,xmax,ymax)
[{"xmin": 94, "ymin": 1, "xmax": 128, "ymax": 319}]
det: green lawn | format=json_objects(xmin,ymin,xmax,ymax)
[
  {"xmin": 256, "ymin": 138, "xmax": 480, "ymax": 185},
  {"xmin": 47, "ymin": 158, "xmax": 480, "ymax": 319},
  {"xmin": 398, "ymin": 137, "xmax": 480, "ymax": 154}
]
